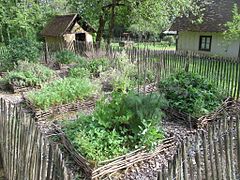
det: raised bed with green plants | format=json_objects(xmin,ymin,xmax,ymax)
[
  {"xmin": 158, "ymin": 71, "xmax": 225, "ymax": 125},
  {"xmin": 25, "ymin": 77, "xmax": 98, "ymax": 120},
  {"xmin": 60, "ymin": 91, "xmax": 174, "ymax": 178},
  {"xmin": 1, "ymin": 61, "xmax": 58, "ymax": 93}
]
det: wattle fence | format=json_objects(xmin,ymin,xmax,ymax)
[
  {"xmin": 157, "ymin": 100, "xmax": 240, "ymax": 180},
  {"xmin": 0, "ymin": 99, "xmax": 73, "ymax": 180}
]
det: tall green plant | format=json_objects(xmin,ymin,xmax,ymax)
[{"xmin": 159, "ymin": 71, "xmax": 224, "ymax": 117}]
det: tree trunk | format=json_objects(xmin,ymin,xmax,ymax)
[
  {"xmin": 96, "ymin": 13, "xmax": 106, "ymax": 48},
  {"xmin": 107, "ymin": 0, "xmax": 116, "ymax": 46}
]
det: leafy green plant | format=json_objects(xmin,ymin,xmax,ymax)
[
  {"xmin": 158, "ymin": 71, "xmax": 224, "ymax": 117},
  {"xmin": 0, "ymin": 38, "xmax": 41, "ymax": 71},
  {"xmin": 63, "ymin": 118, "xmax": 127, "ymax": 163},
  {"xmin": 3, "ymin": 61, "xmax": 57, "ymax": 87},
  {"xmin": 129, "ymin": 68, "xmax": 155, "ymax": 86},
  {"xmin": 27, "ymin": 77, "xmax": 97, "ymax": 110},
  {"xmin": 68, "ymin": 67, "xmax": 90, "ymax": 79},
  {"xmin": 63, "ymin": 91, "xmax": 167, "ymax": 163},
  {"xmin": 87, "ymin": 57, "xmax": 109, "ymax": 76},
  {"xmin": 55, "ymin": 50, "xmax": 80, "ymax": 64}
]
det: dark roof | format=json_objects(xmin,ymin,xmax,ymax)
[
  {"xmin": 41, "ymin": 14, "xmax": 96, "ymax": 37},
  {"xmin": 170, "ymin": 0, "xmax": 240, "ymax": 32}
]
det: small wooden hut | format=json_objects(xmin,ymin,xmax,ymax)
[{"xmin": 41, "ymin": 14, "xmax": 96, "ymax": 51}]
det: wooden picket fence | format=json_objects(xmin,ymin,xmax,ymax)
[
  {"xmin": 157, "ymin": 101, "xmax": 240, "ymax": 180},
  {"xmin": 0, "ymin": 99, "xmax": 74, "ymax": 180},
  {"xmin": 106, "ymin": 48, "xmax": 240, "ymax": 99},
  {"xmin": 42, "ymin": 41, "xmax": 240, "ymax": 100}
]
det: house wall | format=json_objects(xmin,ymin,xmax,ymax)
[
  {"xmin": 70, "ymin": 22, "xmax": 93, "ymax": 43},
  {"xmin": 45, "ymin": 36, "xmax": 65, "ymax": 51},
  {"xmin": 178, "ymin": 31, "xmax": 240, "ymax": 58}
]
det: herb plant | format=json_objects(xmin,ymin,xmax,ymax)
[
  {"xmin": 158, "ymin": 71, "xmax": 224, "ymax": 117},
  {"xmin": 68, "ymin": 67, "xmax": 90, "ymax": 79},
  {"xmin": 3, "ymin": 61, "xmax": 57, "ymax": 87},
  {"xmin": 63, "ymin": 91, "xmax": 167, "ymax": 163},
  {"xmin": 27, "ymin": 77, "xmax": 97, "ymax": 110},
  {"xmin": 55, "ymin": 50, "xmax": 80, "ymax": 64}
]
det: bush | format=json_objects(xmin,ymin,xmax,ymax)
[
  {"xmin": 87, "ymin": 57, "xmax": 109, "ymax": 75},
  {"xmin": 3, "ymin": 61, "xmax": 57, "ymax": 87},
  {"xmin": 68, "ymin": 67, "xmax": 90, "ymax": 79},
  {"xmin": 0, "ymin": 38, "xmax": 41, "ymax": 71},
  {"xmin": 158, "ymin": 71, "xmax": 224, "ymax": 117},
  {"xmin": 27, "ymin": 77, "xmax": 97, "ymax": 110},
  {"xmin": 63, "ymin": 91, "xmax": 167, "ymax": 163},
  {"xmin": 55, "ymin": 50, "xmax": 80, "ymax": 64}
]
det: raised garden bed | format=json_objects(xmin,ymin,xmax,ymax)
[
  {"xmin": 2, "ymin": 61, "xmax": 59, "ymax": 93},
  {"xmin": 56, "ymin": 129, "xmax": 176, "ymax": 179},
  {"xmin": 23, "ymin": 96, "xmax": 97, "ymax": 121}
]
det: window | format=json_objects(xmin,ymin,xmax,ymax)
[{"xmin": 199, "ymin": 36, "xmax": 212, "ymax": 51}]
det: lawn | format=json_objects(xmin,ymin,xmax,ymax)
[{"xmin": 111, "ymin": 42, "xmax": 176, "ymax": 51}]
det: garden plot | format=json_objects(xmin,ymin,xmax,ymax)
[
  {"xmin": 51, "ymin": 71, "xmax": 225, "ymax": 179},
  {"xmin": 0, "ymin": 61, "xmax": 59, "ymax": 93},
  {"xmin": 19, "ymin": 50, "xmax": 226, "ymax": 179}
]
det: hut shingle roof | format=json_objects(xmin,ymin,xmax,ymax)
[{"xmin": 170, "ymin": 0, "xmax": 240, "ymax": 32}]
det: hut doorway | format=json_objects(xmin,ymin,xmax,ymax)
[{"xmin": 75, "ymin": 33, "xmax": 86, "ymax": 42}]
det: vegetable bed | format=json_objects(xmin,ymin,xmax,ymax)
[
  {"xmin": 158, "ymin": 71, "xmax": 225, "ymax": 125},
  {"xmin": 25, "ymin": 77, "xmax": 98, "ymax": 120},
  {"xmin": 60, "ymin": 91, "xmax": 170, "ymax": 178},
  {"xmin": 2, "ymin": 61, "xmax": 58, "ymax": 93}
]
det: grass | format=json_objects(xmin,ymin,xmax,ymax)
[{"xmin": 111, "ymin": 42, "xmax": 176, "ymax": 51}]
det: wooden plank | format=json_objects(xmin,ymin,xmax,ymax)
[
  {"xmin": 213, "ymin": 122, "xmax": 221, "ymax": 179},
  {"xmin": 208, "ymin": 125, "xmax": 216, "ymax": 179},
  {"xmin": 223, "ymin": 114, "xmax": 232, "ymax": 180},
  {"xmin": 237, "ymin": 115, "xmax": 240, "ymax": 176},
  {"xmin": 202, "ymin": 131, "xmax": 209, "ymax": 180},
  {"xmin": 182, "ymin": 141, "xmax": 188, "ymax": 180},
  {"xmin": 195, "ymin": 132, "xmax": 202, "ymax": 180}
]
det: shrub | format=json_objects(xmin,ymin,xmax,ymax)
[
  {"xmin": 55, "ymin": 50, "xmax": 80, "ymax": 64},
  {"xmin": 63, "ymin": 91, "xmax": 167, "ymax": 163},
  {"xmin": 68, "ymin": 67, "xmax": 90, "ymax": 79},
  {"xmin": 27, "ymin": 77, "xmax": 97, "ymax": 110},
  {"xmin": 3, "ymin": 61, "xmax": 57, "ymax": 87},
  {"xmin": 87, "ymin": 57, "xmax": 109, "ymax": 75},
  {"xmin": 158, "ymin": 71, "xmax": 224, "ymax": 117},
  {"xmin": 0, "ymin": 38, "xmax": 41, "ymax": 71}
]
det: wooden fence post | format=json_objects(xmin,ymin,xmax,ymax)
[{"xmin": 44, "ymin": 42, "xmax": 49, "ymax": 64}]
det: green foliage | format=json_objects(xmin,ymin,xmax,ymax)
[
  {"xmin": 27, "ymin": 77, "xmax": 97, "ymax": 110},
  {"xmin": 55, "ymin": 50, "xmax": 80, "ymax": 64},
  {"xmin": 68, "ymin": 67, "xmax": 90, "ymax": 79},
  {"xmin": 3, "ymin": 61, "xmax": 57, "ymax": 87},
  {"xmin": 87, "ymin": 57, "xmax": 109, "ymax": 75},
  {"xmin": 63, "ymin": 118, "xmax": 128, "ymax": 163},
  {"xmin": 129, "ymin": 68, "xmax": 155, "ymax": 86},
  {"xmin": 0, "ymin": 1, "xmax": 64, "ymax": 45},
  {"xmin": 95, "ymin": 92, "xmax": 167, "ymax": 136},
  {"xmin": 224, "ymin": 4, "xmax": 240, "ymax": 40},
  {"xmin": 63, "ymin": 91, "xmax": 167, "ymax": 163},
  {"xmin": 158, "ymin": 71, "xmax": 224, "ymax": 117},
  {"xmin": 0, "ymin": 38, "xmax": 41, "ymax": 71}
]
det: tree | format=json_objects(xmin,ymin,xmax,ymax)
[
  {"xmin": 224, "ymin": 4, "xmax": 240, "ymax": 41},
  {"xmin": 68, "ymin": 0, "xmax": 204, "ymax": 45},
  {"xmin": 0, "ymin": 0, "xmax": 67, "ymax": 45}
]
